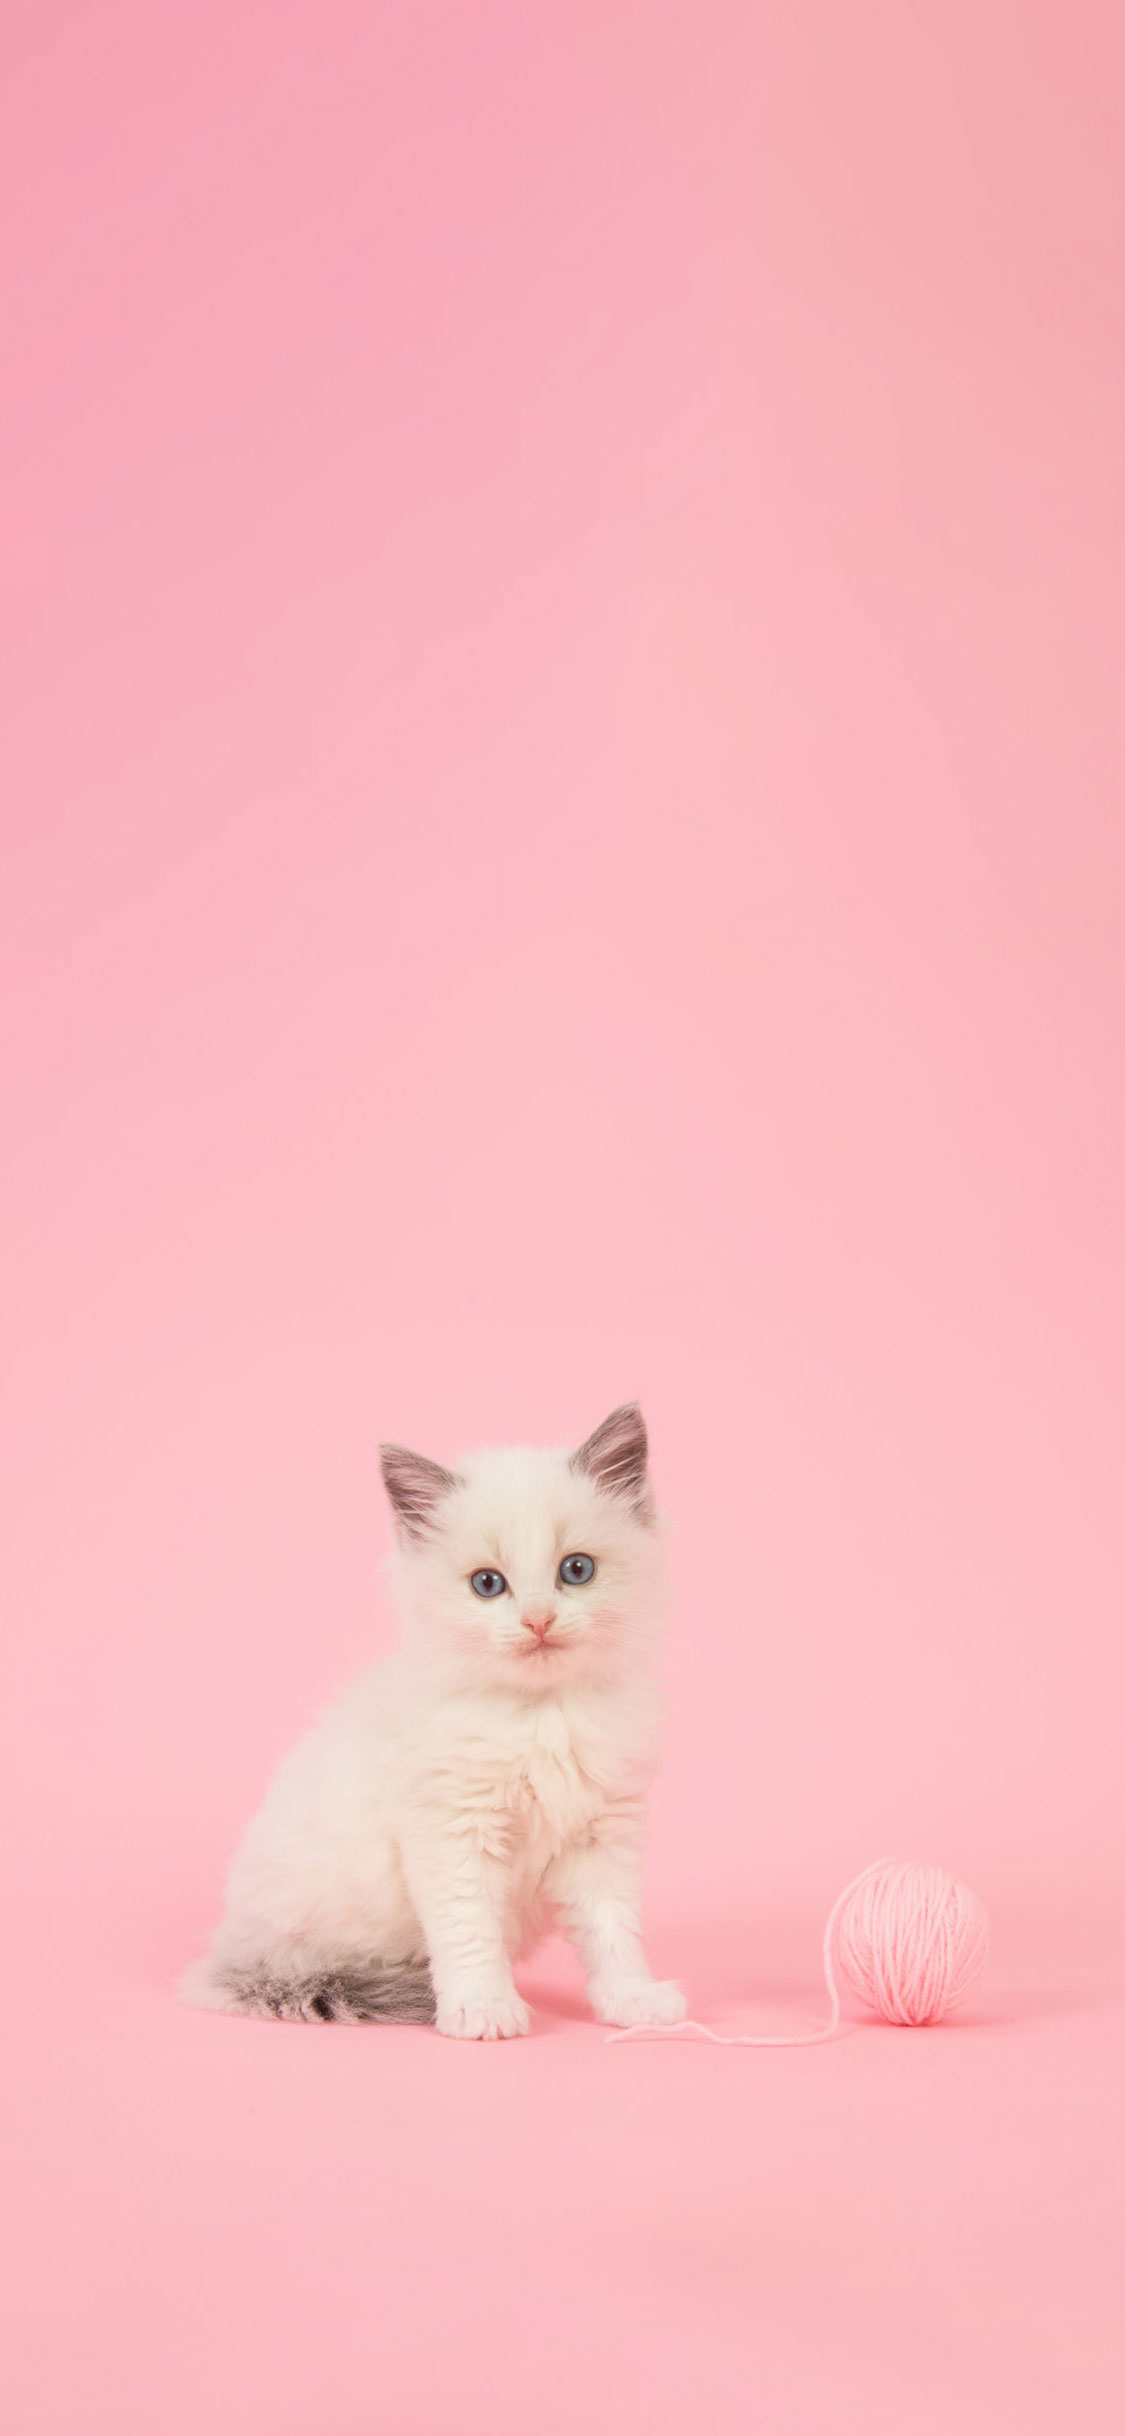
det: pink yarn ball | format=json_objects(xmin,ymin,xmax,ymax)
[
  {"xmin": 607, "ymin": 1854, "xmax": 991, "ymax": 2050},
  {"xmin": 833, "ymin": 1859, "xmax": 989, "ymax": 2026}
]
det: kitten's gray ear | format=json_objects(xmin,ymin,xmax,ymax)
[
  {"xmin": 379, "ymin": 1443, "xmax": 461, "ymax": 1543},
  {"xmin": 571, "ymin": 1402, "xmax": 651, "ymax": 1516}
]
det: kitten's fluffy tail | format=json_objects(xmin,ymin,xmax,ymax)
[{"xmin": 181, "ymin": 1955, "xmax": 436, "ymax": 2025}]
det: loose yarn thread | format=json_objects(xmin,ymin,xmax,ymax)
[{"xmin": 608, "ymin": 1859, "xmax": 989, "ymax": 2049}]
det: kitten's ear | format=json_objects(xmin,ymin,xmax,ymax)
[
  {"xmin": 379, "ymin": 1443, "xmax": 461, "ymax": 1543},
  {"xmin": 571, "ymin": 1402, "xmax": 651, "ymax": 1516}
]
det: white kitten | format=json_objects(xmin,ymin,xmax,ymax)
[{"xmin": 184, "ymin": 1403, "xmax": 686, "ymax": 2040}]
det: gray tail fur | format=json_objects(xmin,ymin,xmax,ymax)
[{"xmin": 186, "ymin": 1957, "xmax": 436, "ymax": 2025}]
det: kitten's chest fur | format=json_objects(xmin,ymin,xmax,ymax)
[
  {"xmin": 414, "ymin": 1682, "xmax": 653, "ymax": 1863},
  {"xmin": 507, "ymin": 1699, "xmax": 598, "ymax": 1850}
]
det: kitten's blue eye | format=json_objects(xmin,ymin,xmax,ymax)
[
  {"xmin": 470, "ymin": 1569, "xmax": 508, "ymax": 1599},
  {"xmin": 558, "ymin": 1552, "xmax": 596, "ymax": 1587}
]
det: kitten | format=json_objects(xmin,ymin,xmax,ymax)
[{"xmin": 183, "ymin": 1402, "xmax": 686, "ymax": 2039}]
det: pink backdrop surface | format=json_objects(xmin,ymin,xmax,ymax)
[{"xmin": 2, "ymin": 4, "xmax": 1123, "ymax": 2431}]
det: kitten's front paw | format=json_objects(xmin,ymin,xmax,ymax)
[
  {"xmin": 591, "ymin": 1978, "xmax": 687, "ymax": 2030},
  {"xmin": 436, "ymin": 1992, "xmax": 530, "ymax": 2041}
]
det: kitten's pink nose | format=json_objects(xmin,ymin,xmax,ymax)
[{"xmin": 521, "ymin": 1608, "xmax": 556, "ymax": 1642}]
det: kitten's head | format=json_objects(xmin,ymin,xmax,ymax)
[{"xmin": 379, "ymin": 1404, "xmax": 664, "ymax": 1690}]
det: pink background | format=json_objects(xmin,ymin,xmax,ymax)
[{"xmin": 3, "ymin": 4, "xmax": 1123, "ymax": 2430}]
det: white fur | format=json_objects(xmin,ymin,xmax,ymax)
[{"xmin": 185, "ymin": 1419, "xmax": 685, "ymax": 2039}]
